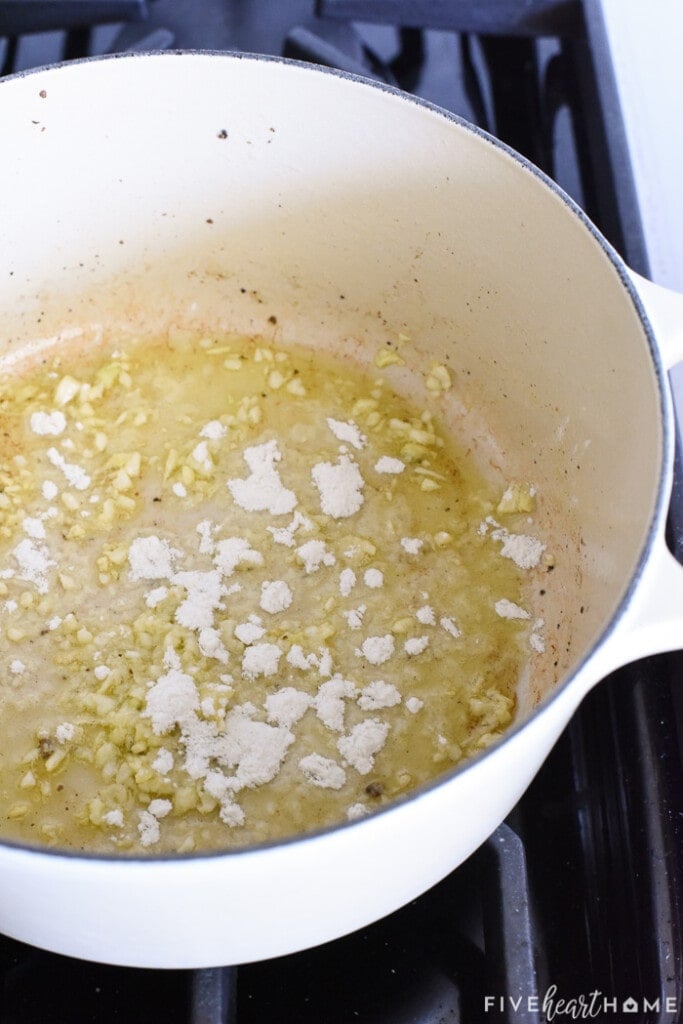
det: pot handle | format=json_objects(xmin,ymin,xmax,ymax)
[
  {"xmin": 588, "ymin": 271, "xmax": 683, "ymax": 677},
  {"xmin": 607, "ymin": 534, "xmax": 683, "ymax": 670},
  {"xmin": 628, "ymin": 270, "xmax": 683, "ymax": 371}
]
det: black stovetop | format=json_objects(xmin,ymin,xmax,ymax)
[{"xmin": 1, "ymin": 2, "xmax": 682, "ymax": 1022}]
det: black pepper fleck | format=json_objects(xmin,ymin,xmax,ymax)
[
  {"xmin": 365, "ymin": 782, "xmax": 384, "ymax": 798},
  {"xmin": 38, "ymin": 737, "xmax": 54, "ymax": 759}
]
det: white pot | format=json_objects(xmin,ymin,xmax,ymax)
[{"xmin": 0, "ymin": 52, "xmax": 681, "ymax": 968}]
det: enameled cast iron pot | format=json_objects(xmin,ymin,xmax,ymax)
[{"xmin": 0, "ymin": 52, "xmax": 682, "ymax": 968}]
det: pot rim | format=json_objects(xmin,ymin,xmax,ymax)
[{"xmin": 0, "ymin": 49, "xmax": 673, "ymax": 866}]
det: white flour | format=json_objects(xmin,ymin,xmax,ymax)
[
  {"xmin": 296, "ymin": 540, "xmax": 336, "ymax": 574},
  {"xmin": 12, "ymin": 538, "xmax": 54, "ymax": 594},
  {"xmin": 259, "ymin": 580, "xmax": 293, "ymax": 614},
  {"xmin": 404, "ymin": 636, "xmax": 429, "ymax": 656},
  {"xmin": 311, "ymin": 454, "xmax": 364, "ymax": 519},
  {"xmin": 416, "ymin": 605, "xmax": 436, "ymax": 625},
  {"xmin": 337, "ymin": 719, "xmax": 390, "ymax": 775},
  {"xmin": 145, "ymin": 586, "xmax": 168, "ymax": 609},
  {"xmin": 128, "ymin": 536, "xmax": 180, "ymax": 582},
  {"xmin": 358, "ymin": 681, "xmax": 401, "ymax": 710},
  {"xmin": 339, "ymin": 568, "xmax": 356, "ymax": 597},
  {"xmin": 191, "ymin": 441, "xmax": 212, "ymax": 473},
  {"xmin": 344, "ymin": 606, "xmax": 366, "ymax": 630},
  {"xmin": 440, "ymin": 616, "xmax": 461, "ymax": 638},
  {"xmin": 22, "ymin": 517, "xmax": 46, "ymax": 540},
  {"xmin": 314, "ymin": 675, "xmax": 356, "ymax": 732},
  {"xmin": 265, "ymin": 688, "xmax": 312, "ymax": 728},
  {"xmin": 374, "ymin": 456, "xmax": 405, "ymax": 474},
  {"xmin": 30, "ymin": 410, "xmax": 66, "ymax": 436},
  {"xmin": 267, "ymin": 510, "xmax": 312, "ymax": 547},
  {"xmin": 198, "ymin": 627, "xmax": 229, "ymax": 664},
  {"xmin": 326, "ymin": 417, "xmax": 367, "ymax": 450},
  {"xmin": 235, "ymin": 619, "xmax": 266, "ymax": 644},
  {"xmin": 172, "ymin": 570, "xmax": 225, "ymax": 631},
  {"xmin": 46, "ymin": 447, "xmax": 91, "ymax": 491},
  {"xmin": 200, "ymin": 420, "xmax": 227, "ymax": 440},
  {"xmin": 356, "ymin": 635, "xmax": 394, "ymax": 666},
  {"xmin": 299, "ymin": 753, "xmax": 347, "ymax": 789},
  {"xmin": 213, "ymin": 537, "xmax": 263, "ymax": 576},
  {"xmin": 228, "ymin": 439, "xmax": 298, "ymax": 515},
  {"xmin": 241, "ymin": 643, "xmax": 282, "ymax": 680},
  {"xmin": 363, "ymin": 568, "xmax": 383, "ymax": 589},
  {"xmin": 495, "ymin": 598, "xmax": 530, "ymax": 620}
]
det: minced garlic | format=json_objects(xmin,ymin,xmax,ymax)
[{"xmin": 0, "ymin": 333, "xmax": 545, "ymax": 854}]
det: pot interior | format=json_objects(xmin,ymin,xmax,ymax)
[{"xmin": 0, "ymin": 52, "xmax": 663, "ymax": 722}]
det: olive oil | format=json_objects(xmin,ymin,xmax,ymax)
[{"xmin": 0, "ymin": 333, "xmax": 542, "ymax": 853}]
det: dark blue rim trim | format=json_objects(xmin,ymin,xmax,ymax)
[{"xmin": 0, "ymin": 50, "xmax": 673, "ymax": 866}]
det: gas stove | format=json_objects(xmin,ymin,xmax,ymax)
[{"xmin": 1, "ymin": 3, "xmax": 682, "ymax": 1022}]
